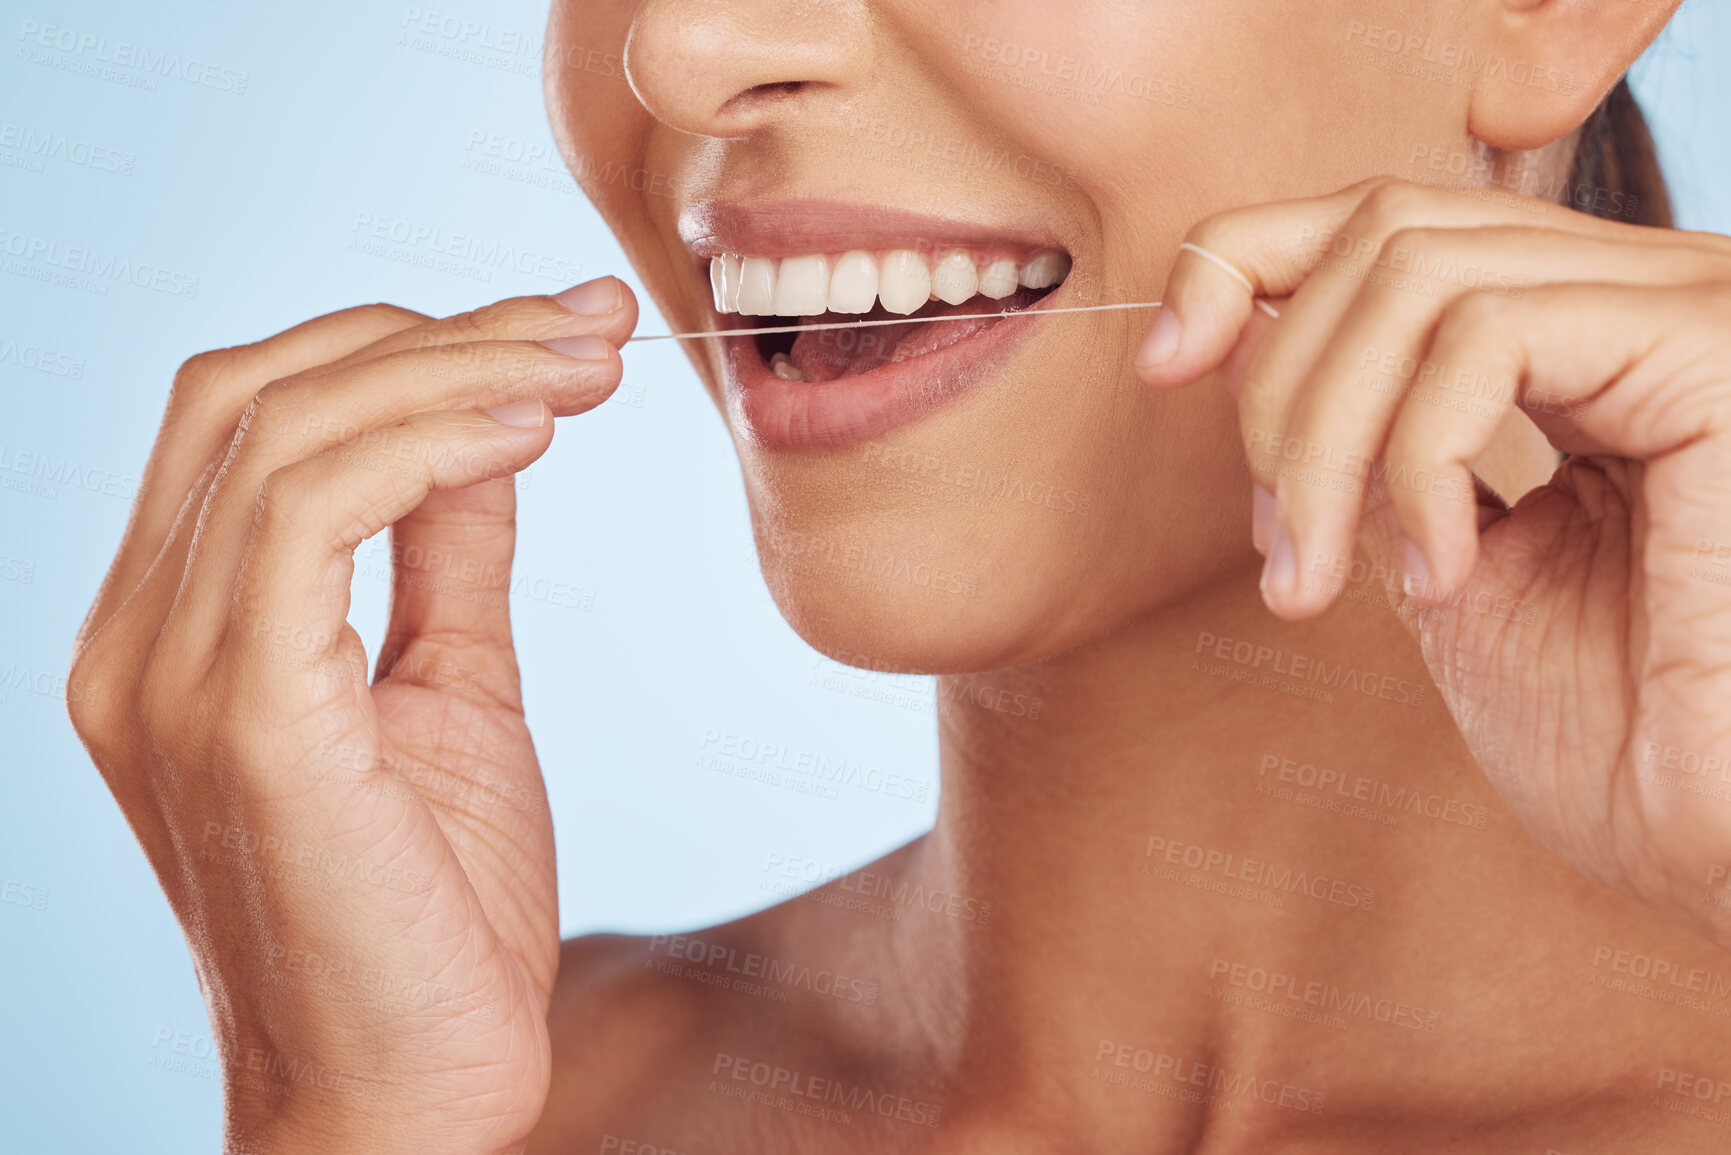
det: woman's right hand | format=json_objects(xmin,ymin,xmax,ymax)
[{"xmin": 66, "ymin": 276, "xmax": 637, "ymax": 1154}]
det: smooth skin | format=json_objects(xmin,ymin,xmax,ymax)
[
  {"xmin": 68, "ymin": 0, "xmax": 1731, "ymax": 1152},
  {"xmin": 69, "ymin": 288, "xmax": 638, "ymax": 1153},
  {"xmin": 1145, "ymin": 181, "xmax": 1731, "ymax": 932}
]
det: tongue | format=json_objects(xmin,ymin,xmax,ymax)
[{"xmin": 788, "ymin": 287, "xmax": 1044, "ymax": 383}]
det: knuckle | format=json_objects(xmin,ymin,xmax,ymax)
[
  {"xmin": 170, "ymin": 347, "xmax": 245, "ymax": 400},
  {"xmin": 1354, "ymin": 174, "xmax": 1404, "ymax": 196},
  {"xmin": 1382, "ymin": 225, "xmax": 1446, "ymax": 256},
  {"xmin": 431, "ymin": 298, "xmax": 565, "ymax": 364},
  {"xmin": 434, "ymin": 302, "xmax": 507, "ymax": 345},
  {"xmin": 1355, "ymin": 180, "xmax": 1430, "ymax": 240},
  {"xmin": 255, "ymin": 460, "xmax": 361, "ymax": 545},
  {"xmin": 65, "ymin": 645, "xmax": 122, "ymax": 746},
  {"xmin": 254, "ymin": 465, "xmax": 309, "ymax": 534},
  {"xmin": 1440, "ymin": 287, "xmax": 1510, "ymax": 334},
  {"xmin": 235, "ymin": 377, "xmax": 314, "ymax": 451},
  {"xmin": 347, "ymin": 302, "xmax": 426, "ymax": 330},
  {"xmin": 250, "ymin": 375, "xmax": 297, "ymax": 413},
  {"xmin": 1185, "ymin": 214, "xmax": 1238, "ymax": 257}
]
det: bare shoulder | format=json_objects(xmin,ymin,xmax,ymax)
[
  {"xmin": 549, "ymin": 930, "xmax": 706, "ymax": 1058},
  {"xmin": 527, "ymin": 930, "xmax": 722, "ymax": 1149},
  {"xmin": 523, "ymin": 840, "xmax": 957, "ymax": 1153},
  {"xmin": 526, "ymin": 886, "xmax": 855, "ymax": 1153}
]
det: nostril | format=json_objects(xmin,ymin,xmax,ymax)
[
  {"xmin": 622, "ymin": 0, "xmax": 872, "ymax": 138},
  {"xmin": 719, "ymin": 79, "xmax": 814, "ymax": 119}
]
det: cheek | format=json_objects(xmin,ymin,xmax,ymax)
[
  {"xmin": 912, "ymin": 2, "xmax": 1212, "ymax": 181},
  {"xmin": 547, "ymin": 2, "xmax": 715, "ymax": 379},
  {"xmin": 908, "ymin": 1, "xmax": 1376, "ymax": 218},
  {"xmin": 545, "ymin": 0, "xmax": 655, "ymax": 225}
]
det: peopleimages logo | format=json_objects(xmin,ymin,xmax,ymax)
[
  {"xmin": 1193, "ymin": 630, "xmax": 1428, "ymax": 708},
  {"xmin": 1591, "ymin": 945, "xmax": 1731, "ymax": 999},
  {"xmin": 198, "ymin": 821, "xmax": 434, "ymax": 896},
  {"xmin": 1145, "ymin": 834, "xmax": 1375, "ymax": 910},
  {"xmin": 1207, "ymin": 958, "xmax": 1442, "ymax": 1033},
  {"xmin": 0, "ymin": 229, "xmax": 199, "ymax": 298},
  {"xmin": 16, "ymin": 20, "xmax": 250, "ymax": 94},
  {"xmin": 1342, "ymin": 20, "xmax": 1574, "ymax": 95},
  {"xmin": 709, "ymin": 1053, "xmax": 942, "ymax": 1128},
  {"xmin": 0, "ymin": 122, "xmax": 134, "ymax": 175},
  {"xmin": 959, "ymin": 35, "xmax": 1193, "ymax": 108},
  {"xmin": 348, "ymin": 211, "xmax": 584, "ymax": 285},
  {"xmin": 1256, "ymin": 753, "xmax": 1489, "ymax": 830},
  {"xmin": 648, "ymin": 935, "xmax": 878, "ymax": 1005},
  {"xmin": 1093, "ymin": 1040, "xmax": 1327, "ymax": 1114},
  {"xmin": 0, "ymin": 336, "xmax": 84, "ymax": 378},
  {"xmin": 697, "ymin": 729, "xmax": 932, "ymax": 803}
]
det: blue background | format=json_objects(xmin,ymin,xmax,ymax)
[{"xmin": 1, "ymin": 3, "xmax": 1726, "ymax": 1150}]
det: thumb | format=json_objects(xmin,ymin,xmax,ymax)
[{"xmin": 377, "ymin": 475, "xmax": 527, "ymax": 705}]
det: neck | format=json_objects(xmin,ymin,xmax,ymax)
[{"xmin": 897, "ymin": 556, "xmax": 1657, "ymax": 1144}]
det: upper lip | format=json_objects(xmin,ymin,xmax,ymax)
[{"xmin": 678, "ymin": 199, "xmax": 1070, "ymax": 260}]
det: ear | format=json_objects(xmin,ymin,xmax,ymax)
[{"xmin": 1468, "ymin": 0, "xmax": 1680, "ymax": 151}]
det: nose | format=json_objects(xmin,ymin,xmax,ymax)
[{"xmin": 624, "ymin": 0, "xmax": 874, "ymax": 136}]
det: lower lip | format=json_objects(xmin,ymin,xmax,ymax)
[{"xmin": 720, "ymin": 287, "xmax": 1062, "ymax": 453}]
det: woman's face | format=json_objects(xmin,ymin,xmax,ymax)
[{"xmin": 546, "ymin": 0, "xmax": 1478, "ymax": 672}]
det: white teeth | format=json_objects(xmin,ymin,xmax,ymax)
[
  {"xmin": 710, "ymin": 257, "xmax": 727, "ymax": 313},
  {"xmin": 709, "ymin": 246, "xmax": 1069, "ymax": 315},
  {"xmin": 978, "ymin": 258, "xmax": 1019, "ymax": 299},
  {"xmin": 717, "ymin": 254, "xmax": 741, "ymax": 312},
  {"xmin": 770, "ymin": 352, "xmax": 805, "ymax": 381},
  {"xmin": 709, "ymin": 254, "xmax": 744, "ymax": 313},
  {"xmin": 930, "ymin": 250, "xmax": 978, "ymax": 306},
  {"xmin": 773, "ymin": 254, "xmax": 831, "ymax": 317},
  {"xmin": 878, "ymin": 249, "xmax": 931, "ymax": 315},
  {"xmin": 828, "ymin": 251, "xmax": 878, "ymax": 314},
  {"xmin": 737, "ymin": 256, "xmax": 778, "ymax": 316},
  {"xmin": 1019, "ymin": 248, "xmax": 1071, "ymax": 290}
]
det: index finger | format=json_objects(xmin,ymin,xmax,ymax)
[
  {"xmin": 80, "ymin": 303, "xmax": 431, "ymax": 653},
  {"xmin": 323, "ymin": 275, "xmax": 640, "ymax": 372},
  {"xmin": 1133, "ymin": 182, "xmax": 1373, "ymax": 389}
]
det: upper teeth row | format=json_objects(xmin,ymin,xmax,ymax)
[{"xmin": 709, "ymin": 248, "xmax": 1071, "ymax": 317}]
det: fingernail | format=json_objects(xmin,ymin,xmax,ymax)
[
  {"xmin": 1135, "ymin": 307, "xmax": 1182, "ymax": 368},
  {"xmin": 1260, "ymin": 520, "xmax": 1296, "ymax": 604},
  {"xmin": 484, "ymin": 399, "xmax": 545, "ymax": 428},
  {"xmin": 1401, "ymin": 538, "xmax": 1434, "ymax": 600},
  {"xmin": 540, "ymin": 334, "xmax": 611, "ymax": 360},
  {"xmin": 1252, "ymin": 484, "xmax": 1276, "ymax": 554},
  {"xmin": 554, "ymin": 277, "xmax": 621, "ymax": 315}
]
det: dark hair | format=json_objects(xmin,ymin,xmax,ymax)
[{"xmin": 1568, "ymin": 77, "xmax": 1673, "ymax": 227}]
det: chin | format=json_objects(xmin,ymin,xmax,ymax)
[
  {"xmin": 744, "ymin": 433, "xmax": 1170, "ymax": 678},
  {"xmin": 752, "ymin": 524, "xmax": 1060, "ymax": 677}
]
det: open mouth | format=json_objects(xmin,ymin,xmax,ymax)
[
  {"xmin": 707, "ymin": 246, "xmax": 1071, "ymax": 383},
  {"xmin": 679, "ymin": 200, "xmax": 1078, "ymax": 449}
]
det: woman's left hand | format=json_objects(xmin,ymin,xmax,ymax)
[{"xmin": 1138, "ymin": 177, "xmax": 1731, "ymax": 946}]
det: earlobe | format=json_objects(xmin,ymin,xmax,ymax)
[{"xmin": 1466, "ymin": 0, "xmax": 1678, "ymax": 151}]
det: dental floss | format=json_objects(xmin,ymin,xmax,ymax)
[
  {"xmin": 1177, "ymin": 243, "xmax": 1282, "ymax": 319},
  {"xmin": 627, "ymin": 300, "xmax": 1162, "ymax": 343},
  {"xmin": 624, "ymin": 243, "xmax": 1278, "ymax": 342}
]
